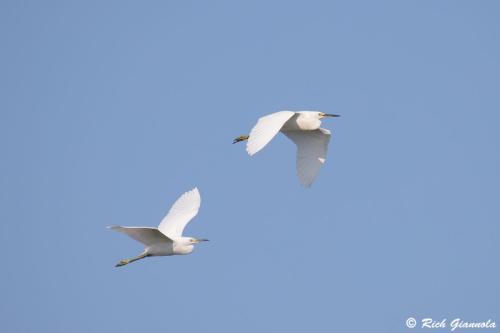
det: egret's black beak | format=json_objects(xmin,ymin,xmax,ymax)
[
  {"xmin": 197, "ymin": 239, "xmax": 209, "ymax": 243},
  {"xmin": 324, "ymin": 114, "xmax": 340, "ymax": 117}
]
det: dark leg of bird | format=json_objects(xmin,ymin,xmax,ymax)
[
  {"xmin": 233, "ymin": 135, "xmax": 249, "ymax": 144},
  {"xmin": 115, "ymin": 252, "xmax": 149, "ymax": 267}
]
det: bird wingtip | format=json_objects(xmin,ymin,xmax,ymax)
[
  {"xmin": 299, "ymin": 180, "xmax": 314, "ymax": 188},
  {"xmin": 246, "ymin": 146, "xmax": 256, "ymax": 156},
  {"xmin": 187, "ymin": 187, "xmax": 201, "ymax": 199}
]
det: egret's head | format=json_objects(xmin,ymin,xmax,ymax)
[
  {"xmin": 319, "ymin": 112, "xmax": 340, "ymax": 119},
  {"xmin": 189, "ymin": 237, "xmax": 209, "ymax": 244}
]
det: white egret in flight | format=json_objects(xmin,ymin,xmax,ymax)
[
  {"xmin": 233, "ymin": 111, "xmax": 340, "ymax": 187},
  {"xmin": 108, "ymin": 187, "xmax": 208, "ymax": 267}
]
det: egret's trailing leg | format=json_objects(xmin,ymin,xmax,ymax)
[
  {"xmin": 115, "ymin": 252, "xmax": 150, "ymax": 267},
  {"xmin": 233, "ymin": 135, "xmax": 249, "ymax": 144}
]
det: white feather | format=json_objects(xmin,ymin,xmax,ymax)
[
  {"xmin": 107, "ymin": 226, "xmax": 172, "ymax": 246},
  {"xmin": 246, "ymin": 111, "xmax": 295, "ymax": 156},
  {"xmin": 157, "ymin": 187, "xmax": 201, "ymax": 238},
  {"xmin": 282, "ymin": 128, "xmax": 331, "ymax": 187}
]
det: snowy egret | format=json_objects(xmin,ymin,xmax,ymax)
[
  {"xmin": 233, "ymin": 111, "xmax": 340, "ymax": 187},
  {"xmin": 108, "ymin": 187, "xmax": 208, "ymax": 267}
]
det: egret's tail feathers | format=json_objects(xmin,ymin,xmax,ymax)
[{"xmin": 233, "ymin": 135, "xmax": 249, "ymax": 144}]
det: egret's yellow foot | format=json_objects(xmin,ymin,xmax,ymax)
[
  {"xmin": 233, "ymin": 135, "xmax": 249, "ymax": 144},
  {"xmin": 115, "ymin": 259, "xmax": 130, "ymax": 267}
]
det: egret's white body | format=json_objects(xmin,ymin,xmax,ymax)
[
  {"xmin": 108, "ymin": 187, "xmax": 208, "ymax": 267},
  {"xmin": 235, "ymin": 111, "xmax": 339, "ymax": 187}
]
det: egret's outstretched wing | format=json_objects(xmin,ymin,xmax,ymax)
[
  {"xmin": 283, "ymin": 128, "xmax": 331, "ymax": 187},
  {"xmin": 108, "ymin": 226, "xmax": 172, "ymax": 246},
  {"xmin": 247, "ymin": 111, "xmax": 295, "ymax": 156},
  {"xmin": 158, "ymin": 188, "xmax": 201, "ymax": 238}
]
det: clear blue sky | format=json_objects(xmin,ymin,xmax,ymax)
[{"xmin": 1, "ymin": 1, "xmax": 499, "ymax": 332}]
